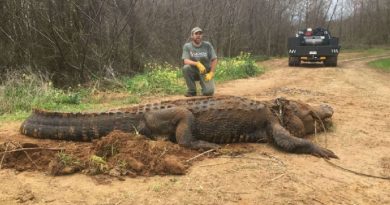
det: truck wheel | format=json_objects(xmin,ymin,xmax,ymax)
[
  {"xmin": 288, "ymin": 57, "xmax": 300, "ymax": 66},
  {"xmin": 324, "ymin": 56, "xmax": 337, "ymax": 67}
]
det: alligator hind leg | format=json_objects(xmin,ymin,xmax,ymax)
[
  {"xmin": 269, "ymin": 123, "xmax": 338, "ymax": 159},
  {"xmin": 143, "ymin": 108, "xmax": 219, "ymax": 150}
]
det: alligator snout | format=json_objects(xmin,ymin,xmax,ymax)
[{"xmin": 319, "ymin": 104, "xmax": 334, "ymax": 118}]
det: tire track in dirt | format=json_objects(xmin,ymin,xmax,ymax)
[{"xmin": 216, "ymin": 53, "xmax": 390, "ymax": 204}]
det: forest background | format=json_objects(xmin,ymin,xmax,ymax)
[{"xmin": 1, "ymin": 0, "xmax": 388, "ymax": 86}]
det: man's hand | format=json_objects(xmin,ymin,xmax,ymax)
[
  {"xmin": 205, "ymin": 71, "xmax": 214, "ymax": 81},
  {"xmin": 195, "ymin": 61, "xmax": 206, "ymax": 74}
]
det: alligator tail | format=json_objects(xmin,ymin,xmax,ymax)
[{"xmin": 20, "ymin": 109, "xmax": 142, "ymax": 141}]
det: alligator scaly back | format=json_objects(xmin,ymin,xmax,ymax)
[
  {"xmin": 20, "ymin": 96, "xmax": 258, "ymax": 142},
  {"xmin": 19, "ymin": 96, "xmax": 338, "ymax": 158}
]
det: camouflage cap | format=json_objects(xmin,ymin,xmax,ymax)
[{"xmin": 191, "ymin": 27, "xmax": 203, "ymax": 34}]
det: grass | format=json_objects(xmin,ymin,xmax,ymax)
[
  {"xmin": 0, "ymin": 111, "xmax": 30, "ymax": 121},
  {"xmin": 57, "ymin": 151, "xmax": 81, "ymax": 167},
  {"xmin": 89, "ymin": 155, "xmax": 108, "ymax": 174},
  {"xmin": 0, "ymin": 53, "xmax": 264, "ymax": 121},
  {"xmin": 123, "ymin": 52, "xmax": 264, "ymax": 95},
  {"xmin": 0, "ymin": 70, "xmax": 95, "ymax": 113},
  {"xmin": 364, "ymin": 48, "xmax": 390, "ymax": 55},
  {"xmin": 215, "ymin": 52, "xmax": 264, "ymax": 81},
  {"xmin": 368, "ymin": 58, "xmax": 390, "ymax": 72},
  {"xmin": 337, "ymin": 47, "xmax": 390, "ymax": 61},
  {"xmin": 342, "ymin": 47, "xmax": 390, "ymax": 56},
  {"xmin": 0, "ymin": 70, "xmax": 136, "ymax": 119},
  {"xmin": 123, "ymin": 62, "xmax": 186, "ymax": 96}
]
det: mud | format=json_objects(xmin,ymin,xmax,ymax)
[{"xmin": 0, "ymin": 131, "xmax": 205, "ymax": 177}]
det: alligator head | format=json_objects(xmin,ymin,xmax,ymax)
[{"xmin": 272, "ymin": 98, "xmax": 334, "ymax": 137}]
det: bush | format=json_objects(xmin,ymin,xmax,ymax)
[
  {"xmin": 0, "ymin": 70, "xmax": 90, "ymax": 114},
  {"xmin": 0, "ymin": 70, "xmax": 48, "ymax": 114},
  {"xmin": 123, "ymin": 53, "xmax": 264, "ymax": 96},
  {"xmin": 0, "ymin": 53, "xmax": 265, "ymax": 118},
  {"xmin": 216, "ymin": 52, "xmax": 264, "ymax": 82},
  {"xmin": 124, "ymin": 62, "xmax": 186, "ymax": 96},
  {"xmin": 33, "ymin": 87, "xmax": 90, "ymax": 110}
]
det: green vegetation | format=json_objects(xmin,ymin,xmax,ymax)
[
  {"xmin": 369, "ymin": 58, "xmax": 390, "ymax": 71},
  {"xmin": 342, "ymin": 47, "xmax": 390, "ymax": 56},
  {"xmin": 215, "ymin": 52, "xmax": 264, "ymax": 81},
  {"xmin": 89, "ymin": 155, "xmax": 108, "ymax": 174},
  {"xmin": 123, "ymin": 62, "xmax": 186, "ymax": 96},
  {"xmin": 0, "ymin": 112, "xmax": 30, "ymax": 122},
  {"xmin": 0, "ymin": 71, "xmax": 98, "ymax": 120},
  {"xmin": 0, "ymin": 53, "xmax": 264, "ymax": 121},
  {"xmin": 364, "ymin": 48, "xmax": 390, "ymax": 55},
  {"xmin": 57, "ymin": 151, "xmax": 81, "ymax": 167},
  {"xmin": 123, "ymin": 52, "xmax": 264, "ymax": 95}
]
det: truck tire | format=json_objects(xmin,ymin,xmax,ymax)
[
  {"xmin": 324, "ymin": 56, "xmax": 337, "ymax": 67},
  {"xmin": 288, "ymin": 57, "xmax": 301, "ymax": 66}
]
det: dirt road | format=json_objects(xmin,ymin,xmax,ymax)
[{"xmin": 1, "ymin": 52, "xmax": 389, "ymax": 204}]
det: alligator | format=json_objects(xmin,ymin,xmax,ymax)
[{"xmin": 20, "ymin": 95, "xmax": 338, "ymax": 159}]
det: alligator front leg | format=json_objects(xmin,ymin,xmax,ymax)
[
  {"xmin": 172, "ymin": 108, "xmax": 219, "ymax": 150},
  {"xmin": 143, "ymin": 108, "xmax": 219, "ymax": 150}
]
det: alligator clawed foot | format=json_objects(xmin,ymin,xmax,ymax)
[
  {"xmin": 189, "ymin": 140, "xmax": 220, "ymax": 150},
  {"xmin": 311, "ymin": 145, "xmax": 339, "ymax": 159}
]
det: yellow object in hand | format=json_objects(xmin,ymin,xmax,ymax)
[
  {"xmin": 205, "ymin": 71, "xmax": 214, "ymax": 81},
  {"xmin": 195, "ymin": 61, "xmax": 206, "ymax": 74}
]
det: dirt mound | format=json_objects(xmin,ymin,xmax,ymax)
[
  {"xmin": 88, "ymin": 131, "xmax": 199, "ymax": 176},
  {"xmin": 0, "ymin": 142, "xmax": 59, "ymax": 172},
  {"xmin": 0, "ymin": 131, "xmax": 206, "ymax": 177}
]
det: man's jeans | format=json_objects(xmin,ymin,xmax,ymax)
[{"xmin": 182, "ymin": 65, "xmax": 215, "ymax": 96}]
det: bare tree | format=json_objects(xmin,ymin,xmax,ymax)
[{"xmin": 0, "ymin": 0, "xmax": 388, "ymax": 86}]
